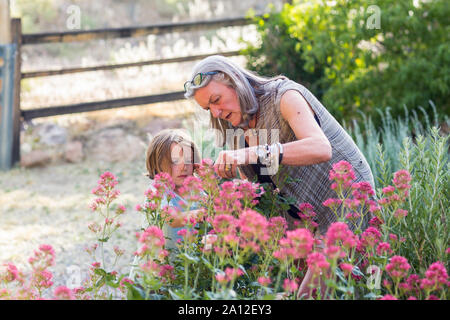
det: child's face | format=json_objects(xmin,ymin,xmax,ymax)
[{"xmin": 169, "ymin": 142, "xmax": 194, "ymax": 189}]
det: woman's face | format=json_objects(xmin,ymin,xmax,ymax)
[
  {"xmin": 193, "ymin": 80, "xmax": 242, "ymax": 127},
  {"xmin": 168, "ymin": 142, "xmax": 194, "ymax": 189}
]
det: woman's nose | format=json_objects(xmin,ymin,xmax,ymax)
[{"xmin": 210, "ymin": 106, "xmax": 222, "ymax": 118}]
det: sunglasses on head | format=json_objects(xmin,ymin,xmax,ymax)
[{"xmin": 184, "ymin": 71, "xmax": 219, "ymax": 92}]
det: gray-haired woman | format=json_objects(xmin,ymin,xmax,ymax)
[{"xmin": 184, "ymin": 55, "xmax": 375, "ymax": 297}]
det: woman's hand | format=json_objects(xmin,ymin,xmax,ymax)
[{"xmin": 213, "ymin": 148, "xmax": 257, "ymax": 179}]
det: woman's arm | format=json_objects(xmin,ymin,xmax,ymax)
[
  {"xmin": 213, "ymin": 90, "xmax": 332, "ymax": 178},
  {"xmin": 278, "ymin": 89, "xmax": 332, "ymax": 166}
]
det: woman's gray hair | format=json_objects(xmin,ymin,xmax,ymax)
[{"xmin": 184, "ymin": 55, "xmax": 286, "ymax": 145}]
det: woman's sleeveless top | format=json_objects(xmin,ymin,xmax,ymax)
[{"xmin": 237, "ymin": 78, "xmax": 375, "ymax": 235}]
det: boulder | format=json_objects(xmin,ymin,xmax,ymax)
[
  {"xmin": 20, "ymin": 150, "xmax": 53, "ymax": 168},
  {"xmin": 64, "ymin": 141, "xmax": 84, "ymax": 163},
  {"xmin": 36, "ymin": 123, "xmax": 68, "ymax": 146}
]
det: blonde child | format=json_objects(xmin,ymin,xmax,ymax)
[{"xmin": 129, "ymin": 129, "xmax": 202, "ymax": 280}]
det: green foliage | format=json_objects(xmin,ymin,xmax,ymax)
[
  {"xmin": 244, "ymin": 0, "xmax": 450, "ymax": 124},
  {"xmin": 346, "ymin": 107, "xmax": 449, "ymax": 274},
  {"xmin": 392, "ymin": 128, "xmax": 448, "ymax": 273}
]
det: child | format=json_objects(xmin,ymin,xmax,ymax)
[
  {"xmin": 129, "ymin": 129, "xmax": 202, "ymax": 280},
  {"xmin": 144, "ymin": 128, "xmax": 202, "ymax": 248}
]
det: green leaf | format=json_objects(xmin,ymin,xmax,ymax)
[{"xmin": 180, "ymin": 252, "xmax": 199, "ymax": 264}]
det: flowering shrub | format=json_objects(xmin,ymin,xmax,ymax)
[{"xmin": 1, "ymin": 160, "xmax": 448, "ymax": 300}]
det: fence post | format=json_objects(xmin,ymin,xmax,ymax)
[
  {"xmin": 11, "ymin": 18, "xmax": 22, "ymax": 166},
  {"xmin": 0, "ymin": 0, "xmax": 17, "ymax": 170}
]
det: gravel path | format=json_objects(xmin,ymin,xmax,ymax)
[{"xmin": 0, "ymin": 158, "xmax": 150, "ymax": 298}]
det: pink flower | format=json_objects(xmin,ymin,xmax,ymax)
[
  {"xmin": 306, "ymin": 252, "xmax": 330, "ymax": 276},
  {"xmin": 211, "ymin": 214, "xmax": 237, "ymax": 236},
  {"xmin": 31, "ymin": 269, "xmax": 53, "ymax": 289},
  {"xmin": 329, "ymin": 161, "xmax": 356, "ymax": 191},
  {"xmin": 225, "ymin": 267, "xmax": 244, "ymax": 282},
  {"xmin": 215, "ymin": 273, "xmax": 228, "ymax": 284},
  {"xmin": 258, "ymin": 277, "xmax": 272, "ymax": 286},
  {"xmin": 283, "ymin": 278, "xmax": 299, "ymax": 293},
  {"xmin": 135, "ymin": 226, "xmax": 165, "ymax": 258},
  {"xmin": 376, "ymin": 242, "xmax": 392, "ymax": 256},
  {"xmin": 274, "ymin": 228, "xmax": 314, "ymax": 261},
  {"xmin": 268, "ymin": 216, "xmax": 287, "ymax": 240},
  {"xmin": 119, "ymin": 277, "xmax": 134, "ymax": 290},
  {"xmin": 236, "ymin": 181, "xmax": 264, "ymax": 207},
  {"xmin": 53, "ymin": 286, "xmax": 75, "ymax": 300},
  {"xmin": 344, "ymin": 199, "xmax": 360, "ymax": 211},
  {"xmin": 177, "ymin": 229, "xmax": 188, "ymax": 237},
  {"xmin": 386, "ymin": 256, "xmax": 410, "ymax": 281},
  {"xmin": 393, "ymin": 170, "xmax": 411, "ymax": 190},
  {"xmin": 351, "ymin": 181, "xmax": 375, "ymax": 201},
  {"xmin": 238, "ymin": 209, "xmax": 270, "ymax": 244},
  {"xmin": 178, "ymin": 176, "xmax": 204, "ymax": 203},
  {"xmin": 325, "ymin": 222, "xmax": 357, "ymax": 250},
  {"xmin": 1, "ymin": 263, "xmax": 21, "ymax": 283},
  {"xmin": 28, "ymin": 244, "xmax": 55, "ymax": 270},
  {"xmin": 340, "ymin": 263, "xmax": 353, "ymax": 276},
  {"xmin": 393, "ymin": 209, "xmax": 408, "ymax": 219},
  {"xmin": 113, "ymin": 246, "xmax": 125, "ymax": 257},
  {"xmin": 324, "ymin": 245, "xmax": 346, "ymax": 260},
  {"xmin": 379, "ymin": 294, "xmax": 398, "ymax": 300},
  {"xmin": 358, "ymin": 227, "xmax": 381, "ymax": 251},
  {"xmin": 420, "ymin": 261, "xmax": 448, "ymax": 291},
  {"xmin": 369, "ymin": 216, "xmax": 384, "ymax": 228},
  {"xmin": 154, "ymin": 172, "xmax": 175, "ymax": 192},
  {"xmin": 322, "ymin": 198, "xmax": 343, "ymax": 210},
  {"xmin": 382, "ymin": 185, "xmax": 395, "ymax": 195},
  {"xmin": 115, "ymin": 204, "xmax": 126, "ymax": 215},
  {"xmin": 158, "ymin": 265, "xmax": 175, "ymax": 282},
  {"xmin": 201, "ymin": 234, "xmax": 218, "ymax": 252}
]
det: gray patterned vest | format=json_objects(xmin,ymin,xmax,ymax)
[{"xmin": 235, "ymin": 78, "xmax": 375, "ymax": 235}]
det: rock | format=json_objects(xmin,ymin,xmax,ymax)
[
  {"xmin": 20, "ymin": 150, "xmax": 53, "ymax": 168},
  {"xmin": 64, "ymin": 141, "xmax": 84, "ymax": 163},
  {"xmin": 36, "ymin": 123, "xmax": 68, "ymax": 146},
  {"xmin": 86, "ymin": 128, "xmax": 145, "ymax": 162}
]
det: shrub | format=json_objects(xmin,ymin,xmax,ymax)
[{"xmin": 243, "ymin": 0, "xmax": 450, "ymax": 125}]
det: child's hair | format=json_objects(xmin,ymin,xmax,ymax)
[{"xmin": 145, "ymin": 129, "xmax": 200, "ymax": 179}]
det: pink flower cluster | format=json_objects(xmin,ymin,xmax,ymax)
[
  {"xmin": 420, "ymin": 261, "xmax": 448, "ymax": 291},
  {"xmin": 274, "ymin": 228, "xmax": 314, "ymax": 261},
  {"xmin": 216, "ymin": 268, "xmax": 244, "ymax": 284},
  {"xmin": 90, "ymin": 172, "xmax": 120, "ymax": 210},
  {"xmin": 135, "ymin": 226, "xmax": 166, "ymax": 258},
  {"xmin": 386, "ymin": 256, "xmax": 411, "ymax": 281},
  {"xmin": 329, "ymin": 160, "xmax": 356, "ymax": 192}
]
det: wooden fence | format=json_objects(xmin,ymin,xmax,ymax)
[{"xmin": 0, "ymin": 13, "xmax": 258, "ymax": 169}]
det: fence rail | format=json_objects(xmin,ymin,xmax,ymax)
[
  {"xmin": 21, "ymin": 16, "xmax": 254, "ymax": 44},
  {"xmin": 0, "ymin": 12, "xmax": 259, "ymax": 169},
  {"xmin": 21, "ymin": 50, "xmax": 240, "ymax": 78}
]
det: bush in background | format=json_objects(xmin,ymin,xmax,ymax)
[{"xmin": 243, "ymin": 0, "xmax": 450, "ymax": 124}]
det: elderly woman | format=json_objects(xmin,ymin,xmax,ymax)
[{"xmin": 184, "ymin": 55, "xmax": 374, "ymax": 295}]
